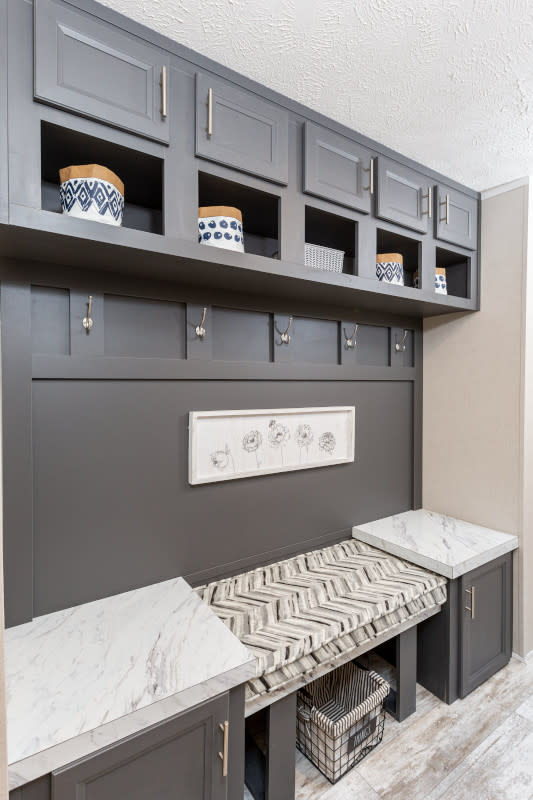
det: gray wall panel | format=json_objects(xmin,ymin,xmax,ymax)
[{"xmin": 32, "ymin": 379, "xmax": 413, "ymax": 614}]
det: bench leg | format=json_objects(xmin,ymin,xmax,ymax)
[
  {"xmin": 265, "ymin": 692, "xmax": 296, "ymax": 800},
  {"xmin": 395, "ymin": 626, "xmax": 417, "ymax": 722}
]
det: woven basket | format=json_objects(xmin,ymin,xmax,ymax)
[
  {"xmin": 296, "ymin": 663, "xmax": 389, "ymax": 784},
  {"xmin": 305, "ymin": 243, "xmax": 344, "ymax": 272}
]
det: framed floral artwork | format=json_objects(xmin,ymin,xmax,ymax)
[{"xmin": 188, "ymin": 406, "xmax": 355, "ymax": 484}]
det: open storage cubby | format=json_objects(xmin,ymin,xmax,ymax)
[
  {"xmin": 436, "ymin": 246, "xmax": 471, "ymax": 299},
  {"xmin": 304, "ymin": 206, "xmax": 357, "ymax": 276},
  {"xmin": 198, "ymin": 171, "xmax": 279, "ymax": 259},
  {"xmin": 376, "ymin": 228, "xmax": 421, "ymax": 289},
  {"xmin": 40, "ymin": 122, "xmax": 164, "ymax": 234}
]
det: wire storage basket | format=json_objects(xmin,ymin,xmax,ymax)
[
  {"xmin": 305, "ymin": 243, "xmax": 344, "ymax": 272},
  {"xmin": 296, "ymin": 662, "xmax": 389, "ymax": 784}
]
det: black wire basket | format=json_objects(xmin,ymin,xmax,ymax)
[{"xmin": 296, "ymin": 662, "xmax": 389, "ymax": 784}]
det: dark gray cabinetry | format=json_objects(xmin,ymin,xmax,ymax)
[
  {"xmin": 376, "ymin": 157, "xmax": 432, "ymax": 234},
  {"xmin": 417, "ymin": 553, "xmax": 512, "ymax": 704},
  {"xmin": 195, "ymin": 72, "xmax": 289, "ymax": 184},
  {"xmin": 460, "ymin": 555, "xmax": 512, "ymax": 697},
  {"xmin": 52, "ymin": 694, "xmax": 229, "ymax": 800},
  {"xmin": 303, "ymin": 122, "xmax": 373, "ymax": 213},
  {"xmin": 435, "ymin": 185, "xmax": 478, "ymax": 250},
  {"xmin": 34, "ymin": 0, "xmax": 170, "ymax": 142}
]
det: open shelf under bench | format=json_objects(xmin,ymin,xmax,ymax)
[{"xmin": 1, "ymin": 206, "xmax": 477, "ymax": 318}]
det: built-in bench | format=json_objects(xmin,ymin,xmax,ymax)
[{"xmin": 198, "ymin": 538, "xmax": 447, "ymax": 799}]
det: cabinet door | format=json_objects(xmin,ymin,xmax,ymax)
[
  {"xmin": 435, "ymin": 186, "xmax": 478, "ymax": 250},
  {"xmin": 460, "ymin": 555, "xmax": 512, "ymax": 698},
  {"xmin": 376, "ymin": 157, "xmax": 431, "ymax": 233},
  {"xmin": 195, "ymin": 72, "xmax": 289, "ymax": 184},
  {"xmin": 34, "ymin": 0, "xmax": 170, "ymax": 143},
  {"xmin": 303, "ymin": 122, "xmax": 373, "ymax": 213},
  {"xmin": 52, "ymin": 694, "xmax": 229, "ymax": 800}
]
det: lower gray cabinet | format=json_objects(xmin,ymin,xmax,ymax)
[
  {"xmin": 52, "ymin": 693, "xmax": 230, "ymax": 800},
  {"xmin": 435, "ymin": 185, "xmax": 478, "ymax": 250},
  {"xmin": 460, "ymin": 555, "xmax": 512, "ymax": 697},
  {"xmin": 417, "ymin": 553, "xmax": 512, "ymax": 704}
]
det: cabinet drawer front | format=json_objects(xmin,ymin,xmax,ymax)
[
  {"xmin": 303, "ymin": 122, "xmax": 372, "ymax": 213},
  {"xmin": 460, "ymin": 555, "xmax": 512, "ymax": 698},
  {"xmin": 52, "ymin": 694, "xmax": 229, "ymax": 800},
  {"xmin": 435, "ymin": 186, "xmax": 478, "ymax": 250},
  {"xmin": 195, "ymin": 72, "xmax": 289, "ymax": 184},
  {"xmin": 34, "ymin": 0, "xmax": 170, "ymax": 143},
  {"xmin": 376, "ymin": 157, "xmax": 430, "ymax": 233}
]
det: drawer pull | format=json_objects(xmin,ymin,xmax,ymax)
[
  {"xmin": 207, "ymin": 87, "xmax": 213, "ymax": 136},
  {"xmin": 421, "ymin": 186, "xmax": 432, "ymax": 218},
  {"xmin": 439, "ymin": 193, "xmax": 450, "ymax": 225},
  {"xmin": 465, "ymin": 586, "xmax": 476, "ymax": 619},
  {"xmin": 218, "ymin": 720, "xmax": 229, "ymax": 777},
  {"xmin": 363, "ymin": 158, "xmax": 374, "ymax": 195},
  {"xmin": 160, "ymin": 66, "xmax": 167, "ymax": 119}
]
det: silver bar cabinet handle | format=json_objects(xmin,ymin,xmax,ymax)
[
  {"xmin": 446, "ymin": 192, "xmax": 450, "ymax": 224},
  {"xmin": 422, "ymin": 186, "xmax": 432, "ymax": 218},
  {"xmin": 160, "ymin": 66, "xmax": 167, "ymax": 119},
  {"xmin": 465, "ymin": 586, "xmax": 476, "ymax": 619},
  {"xmin": 363, "ymin": 158, "xmax": 374, "ymax": 195},
  {"xmin": 218, "ymin": 721, "xmax": 229, "ymax": 777},
  {"xmin": 207, "ymin": 87, "xmax": 213, "ymax": 136}
]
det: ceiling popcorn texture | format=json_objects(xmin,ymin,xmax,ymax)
[{"xmin": 99, "ymin": 0, "xmax": 533, "ymax": 190}]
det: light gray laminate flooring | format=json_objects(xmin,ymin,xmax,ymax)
[{"xmin": 244, "ymin": 655, "xmax": 533, "ymax": 800}]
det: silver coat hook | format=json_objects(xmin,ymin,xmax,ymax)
[
  {"xmin": 276, "ymin": 315, "xmax": 293, "ymax": 345},
  {"xmin": 344, "ymin": 324, "xmax": 358, "ymax": 350},
  {"xmin": 395, "ymin": 330, "xmax": 409, "ymax": 352},
  {"xmin": 82, "ymin": 295, "xmax": 93, "ymax": 334},
  {"xmin": 195, "ymin": 307, "xmax": 207, "ymax": 338}
]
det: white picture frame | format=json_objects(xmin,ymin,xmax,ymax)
[{"xmin": 188, "ymin": 406, "xmax": 355, "ymax": 485}]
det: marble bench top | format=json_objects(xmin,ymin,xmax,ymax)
[
  {"xmin": 352, "ymin": 509, "xmax": 518, "ymax": 579},
  {"xmin": 6, "ymin": 576, "xmax": 256, "ymax": 791}
]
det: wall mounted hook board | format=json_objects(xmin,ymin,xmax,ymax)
[
  {"xmin": 195, "ymin": 307, "xmax": 207, "ymax": 338},
  {"xmin": 276, "ymin": 315, "xmax": 293, "ymax": 345},
  {"xmin": 344, "ymin": 324, "xmax": 358, "ymax": 350},
  {"xmin": 82, "ymin": 295, "xmax": 93, "ymax": 333}
]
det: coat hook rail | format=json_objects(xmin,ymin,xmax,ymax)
[
  {"xmin": 276, "ymin": 315, "xmax": 293, "ymax": 345},
  {"xmin": 344, "ymin": 324, "xmax": 358, "ymax": 350},
  {"xmin": 195, "ymin": 307, "xmax": 207, "ymax": 338},
  {"xmin": 395, "ymin": 330, "xmax": 409, "ymax": 352},
  {"xmin": 82, "ymin": 295, "xmax": 93, "ymax": 334}
]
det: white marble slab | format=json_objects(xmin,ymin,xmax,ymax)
[
  {"xmin": 6, "ymin": 577, "xmax": 256, "ymax": 788},
  {"xmin": 352, "ymin": 509, "xmax": 518, "ymax": 579}
]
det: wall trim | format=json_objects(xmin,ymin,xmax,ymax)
[
  {"xmin": 481, "ymin": 177, "xmax": 530, "ymax": 201},
  {"xmin": 512, "ymin": 649, "xmax": 533, "ymax": 663}
]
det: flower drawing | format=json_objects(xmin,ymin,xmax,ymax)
[
  {"xmin": 296, "ymin": 424, "xmax": 313, "ymax": 448},
  {"xmin": 268, "ymin": 419, "xmax": 290, "ymax": 465},
  {"xmin": 242, "ymin": 429, "xmax": 263, "ymax": 468},
  {"xmin": 319, "ymin": 431, "xmax": 336, "ymax": 454},
  {"xmin": 210, "ymin": 445, "xmax": 234, "ymax": 472}
]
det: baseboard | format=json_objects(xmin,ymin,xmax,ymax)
[
  {"xmin": 512, "ymin": 649, "xmax": 533, "ymax": 663},
  {"xmin": 185, "ymin": 527, "xmax": 352, "ymax": 587}
]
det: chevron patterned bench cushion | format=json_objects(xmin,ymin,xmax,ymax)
[{"xmin": 197, "ymin": 538, "xmax": 447, "ymax": 701}]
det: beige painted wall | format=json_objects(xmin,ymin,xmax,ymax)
[{"xmin": 423, "ymin": 183, "xmax": 531, "ymax": 656}]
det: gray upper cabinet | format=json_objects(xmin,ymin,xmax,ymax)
[
  {"xmin": 460, "ymin": 555, "xmax": 512, "ymax": 699},
  {"xmin": 435, "ymin": 185, "xmax": 478, "ymax": 250},
  {"xmin": 376, "ymin": 157, "xmax": 432, "ymax": 234},
  {"xmin": 195, "ymin": 72, "xmax": 289, "ymax": 184},
  {"xmin": 34, "ymin": 0, "xmax": 170, "ymax": 143},
  {"xmin": 52, "ymin": 693, "xmax": 229, "ymax": 800},
  {"xmin": 303, "ymin": 122, "xmax": 373, "ymax": 213}
]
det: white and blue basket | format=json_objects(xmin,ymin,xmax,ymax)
[
  {"xmin": 59, "ymin": 164, "xmax": 124, "ymax": 226},
  {"xmin": 413, "ymin": 268, "xmax": 447, "ymax": 294},
  {"xmin": 376, "ymin": 253, "xmax": 404, "ymax": 286},
  {"xmin": 198, "ymin": 206, "xmax": 244, "ymax": 252}
]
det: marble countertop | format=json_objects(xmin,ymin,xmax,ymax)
[
  {"xmin": 6, "ymin": 577, "xmax": 256, "ymax": 791},
  {"xmin": 352, "ymin": 509, "xmax": 518, "ymax": 579}
]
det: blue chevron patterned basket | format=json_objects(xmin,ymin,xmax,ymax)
[
  {"xmin": 296, "ymin": 662, "xmax": 389, "ymax": 783},
  {"xmin": 59, "ymin": 165, "xmax": 124, "ymax": 227},
  {"xmin": 376, "ymin": 252, "xmax": 404, "ymax": 286}
]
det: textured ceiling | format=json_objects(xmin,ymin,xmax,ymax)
[{"xmin": 99, "ymin": 0, "xmax": 533, "ymax": 190}]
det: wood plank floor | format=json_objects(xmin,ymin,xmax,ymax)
[{"xmin": 245, "ymin": 655, "xmax": 533, "ymax": 800}]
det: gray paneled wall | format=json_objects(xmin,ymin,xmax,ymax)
[{"xmin": 4, "ymin": 280, "xmax": 420, "ymax": 624}]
